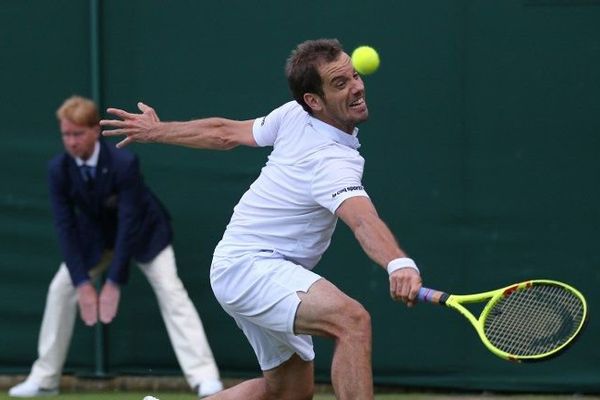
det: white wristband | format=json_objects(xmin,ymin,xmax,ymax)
[{"xmin": 387, "ymin": 257, "xmax": 420, "ymax": 275}]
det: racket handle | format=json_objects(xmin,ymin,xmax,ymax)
[{"xmin": 418, "ymin": 287, "xmax": 450, "ymax": 305}]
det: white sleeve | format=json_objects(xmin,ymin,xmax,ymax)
[
  {"xmin": 311, "ymin": 153, "xmax": 370, "ymax": 214},
  {"xmin": 252, "ymin": 101, "xmax": 299, "ymax": 147}
]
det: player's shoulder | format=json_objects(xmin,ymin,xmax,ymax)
[
  {"xmin": 269, "ymin": 100, "xmax": 306, "ymax": 121},
  {"xmin": 280, "ymin": 100, "xmax": 303, "ymax": 113},
  {"xmin": 254, "ymin": 101, "xmax": 308, "ymax": 146}
]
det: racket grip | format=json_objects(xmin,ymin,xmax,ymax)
[{"xmin": 418, "ymin": 287, "xmax": 449, "ymax": 304}]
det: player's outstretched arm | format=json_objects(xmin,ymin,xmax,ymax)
[
  {"xmin": 336, "ymin": 196, "xmax": 422, "ymax": 306},
  {"xmin": 100, "ymin": 102, "xmax": 257, "ymax": 150}
]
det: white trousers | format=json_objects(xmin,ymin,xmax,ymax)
[{"xmin": 28, "ymin": 245, "xmax": 220, "ymax": 389}]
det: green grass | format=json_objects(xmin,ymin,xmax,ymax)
[{"xmin": 0, "ymin": 393, "xmax": 598, "ymax": 400}]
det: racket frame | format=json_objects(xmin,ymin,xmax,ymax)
[{"xmin": 422, "ymin": 279, "xmax": 587, "ymax": 362}]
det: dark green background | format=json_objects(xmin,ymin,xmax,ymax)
[{"xmin": 1, "ymin": 0, "xmax": 598, "ymax": 393}]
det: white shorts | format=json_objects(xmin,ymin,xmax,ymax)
[{"xmin": 210, "ymin": 251, "xmax": 322, "ymax": 371}]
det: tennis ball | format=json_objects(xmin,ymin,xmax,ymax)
[{"xmin": 351, "ymin": 46, "xmax": 380, "ymax": 75}]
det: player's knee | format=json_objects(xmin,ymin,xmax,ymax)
[
  {"xmin": 294, "ymin": 389, "xmax": 314, "ymax": 400},
  {"xmin": 264, "ymin": 354, "xmax": 314, "ymax": 400},
  {"xmin": 287, "ymin": 385, "xmax": 314, "ymax": 400},
  {"xmin": 267, "ymin": 385, "xmax": 313, "ymax": 400},
  {"xmin": 295, "ymin": 379, "xmax": 314, "ymax": 400},
  {"xmin": 338, "ymin": 300, "xmax": 372, "ymax": 342}
]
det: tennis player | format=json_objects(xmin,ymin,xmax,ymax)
[{"xmin": 101, "ymin": 38, "xmax": 422, "ymax": 400}]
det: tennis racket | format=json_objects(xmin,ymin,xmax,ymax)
[{"xmin": 418, "ymin": 279, "xmax": 587, "ymax": 362}]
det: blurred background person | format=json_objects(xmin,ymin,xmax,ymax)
[{"xmin": 8, "ymin": 96, "xmax": 223, "ymax": 398}]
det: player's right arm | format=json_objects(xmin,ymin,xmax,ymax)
[
  {"xmin": 336, "ymin": 196, "xmax": 422, "ymax": 306},
  {"xmin": 100, "ymin": 102, "xmax": 257, "ymax": 149}
]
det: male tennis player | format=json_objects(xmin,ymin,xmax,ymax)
[{"xmin": 101, "ymin": 38, "xmax": 422, "ymax": 400}]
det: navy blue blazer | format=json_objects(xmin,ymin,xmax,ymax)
[{"xmin": 48, "ymin": 139, "xmax": 173, "ymax": 286}]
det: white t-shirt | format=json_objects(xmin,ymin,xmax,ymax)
[{"xmin": 213, "ymin": 101, "xmax": 369, "ymax": 269}]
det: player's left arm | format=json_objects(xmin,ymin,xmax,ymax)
[
  {"xmin": 100, "ymin": 102, "xmax": 257, "ymax": 150},
  {"xmin": 336, "ymin": 196, "xmax": 422, "ymax": 305}
]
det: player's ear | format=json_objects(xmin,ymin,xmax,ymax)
[{"xmin": 303, "ymin": 93, "xmax": 322, "ymax": 113}]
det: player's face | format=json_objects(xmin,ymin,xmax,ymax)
[
  {"xmin": 60, "ymin": 118, "xmax": 99, "ymax": 160},
  {"xmin": 310, "ymin": 52, "xmax": 369, "ymax": 133}
]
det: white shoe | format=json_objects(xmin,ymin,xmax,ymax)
[
  {"xmin": 8, "ymin": 379, "xmax": 58, "ymax": 397},
  {"xmin": 198, "ymin": 379, "xmax": 223, "ymax": 397}
]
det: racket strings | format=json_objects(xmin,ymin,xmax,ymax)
[{"xmin": 483, "ymin": 285, "xmax": 584, "ymax": 357}]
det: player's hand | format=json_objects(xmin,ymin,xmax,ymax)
[
  {"xmin": 389, "ymin": 268, "xmax": 422, "ymax": 307},
  {"xmin": 100, "ymin": 102, "xmax": 161, "ymax": 148},
  {"xmin": 76, "ymin": 282, "xmax": 98, "ymax": 326},
  {"xmin": 99, "ymin": 281, "xmax": 121, "ymax": 324}
]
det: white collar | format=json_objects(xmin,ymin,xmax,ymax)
[
  {"xmin": 75, "ymin": 141, "xmax": 100, "ymax": 167},
  {"xmin": 308, "ymin": 116, "xmax": 361, "ymax": 150}
]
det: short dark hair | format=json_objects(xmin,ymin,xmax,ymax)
[{"xmin": 285, "ymin": 38, "xmax": 344, "ymax": 114}]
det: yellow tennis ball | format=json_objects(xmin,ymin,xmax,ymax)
[{"xmin": 351, "ymin": 46, "xmax": 380, "ymax": 75}]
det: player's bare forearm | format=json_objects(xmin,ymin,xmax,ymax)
[
  {"xmin": 357, "ymin": 215, "xmax": 423, "ymax": 306},
  {"xmin": 336, "ymin": 197, "xmax": 405, "ymax": 268},
  {"xmin": 352, "ymin": 212, "xmax": 405, "ymax": 268},
  {"xmin": 337, "ymin": 196, "xmax": 422, "ymax": 304},
  {"xmin": 144, "ymin": 119, "xmax": 251, "ymax": 150},
  {"xmin": 100, "ymin": 102, "xmax": 256, "ymax": 149}
]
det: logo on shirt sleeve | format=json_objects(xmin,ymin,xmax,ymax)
[
  {"xmin": 331, "ymin": 185, "xmax": 364, "ymax": 198},
  {"xmin": 260, "ymin": 116, "xmax": 267, "ymax": 126}
]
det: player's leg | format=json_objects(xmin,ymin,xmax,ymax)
[
  {"xmin": 137, "ymin": 245, "xmax": 222, "ymax": 395},
  {"xmin": 209, "ymin": 270, "xmax": 371, "ymax": 400},
  {"xmin": 205, "ymin": 353, "xmax": 313, "ymax": 400},
  {"xmin": 295, "ymin": 279, "xmax": 373, "ymax": 400},
  {"xmin": 262, "ymin": 353, "xmax": 314, "ymax": 399},
  {"xmin": 210, "ymin": 254, "xmax": 321, "ymax": 399},
  {"xmin": 10, "ymin": 264, "xmax": 77, "ymax": 396}
]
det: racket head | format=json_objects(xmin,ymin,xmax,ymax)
[{"xmin": 478, "ymin": 279, "xmax": 587, "ymax": 362}]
